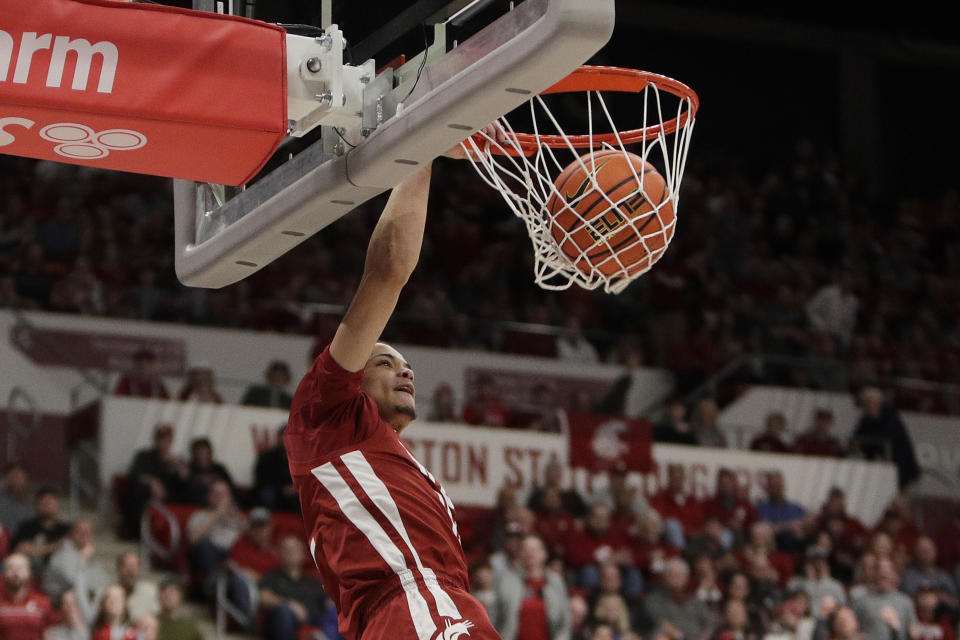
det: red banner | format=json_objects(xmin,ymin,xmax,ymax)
[
  {"xmin": 9, "ymin": 324, "xmax": 186, "ymax": 374},
  {"xmin": 0, "ymin": 0, "xmax": 287, "ymax": 185},
  {"xmin": 565, "ymin": 411, "xmax": 653, "ymax": 472}
]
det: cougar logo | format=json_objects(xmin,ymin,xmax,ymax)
[
  {"xmin": 564, "ymin": 158, "xmax": 612, "ymax": 203},
  {"xmin": 433, "ymin": 619, "xmax": 475, "ymax": 640},
  {"xmin": 591, "ymin": 419, "xmax": 629, "ymax": 460}
]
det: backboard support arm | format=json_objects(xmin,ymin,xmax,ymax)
[{"xmin": 174, "ymin": 0, "xmax": 615, "ymax": 288}]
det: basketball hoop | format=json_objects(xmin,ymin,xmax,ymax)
[{"xmin": 461, "ymin": 66, "xmax": 699, "ymax": 294}]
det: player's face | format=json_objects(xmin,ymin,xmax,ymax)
[{"xmin": 362, "ymin": 343, "xmax": 416, "ymax": 430}]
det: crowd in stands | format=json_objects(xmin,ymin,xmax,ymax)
[
  {"xmin": 4, "ymin": 404, "xmax": 954, "ymax": 640},
  {"xmin": 1, "ymin": 142, "xmax": 958, "ymax": 412},
  {"xmin": 0, "ymin": 455, "xmax": 332, "ymax": 640},
  {"xmin": 462, "ymin": 461, "xmax": 960, "ymax": 640},
  {"xmin": 0, "ymin": 467, "xmax": 206, "ymax": 640}
]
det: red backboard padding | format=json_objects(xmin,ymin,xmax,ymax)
[{"xmin": 0, "ymin": 0, "xmax": 287, "ymax": 185}]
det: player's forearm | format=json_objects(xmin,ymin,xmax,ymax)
[{"xmin": 362, "ymin": 164, "xmax": 432, "ymax": 283}]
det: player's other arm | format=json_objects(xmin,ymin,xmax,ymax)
[{"xmin": 328, "ymin": 164, "xmax": 432, "ymax": 373}]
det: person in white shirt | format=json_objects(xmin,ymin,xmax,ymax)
[
  {"xmin": 557, "ymin": 317, "xmax": 600, "ymax": 363},
  {"xmin": 805, "ymin": 274, "xmax": 858, "ymax": 348},
  {"xmin": 116, "ymin": 552, "xmax": 159, "ymax": 622},
  {"xmin": 787, "ymin": 546, "xmax": 847, "ymax": 617}
]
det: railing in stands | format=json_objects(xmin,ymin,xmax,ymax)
[
  {"xmin": 68, "ymin": 440, "xmax": 101, "ymax": 515},
  {"xmin": 11, "ymin": 311, "xmax": 111, "ymax": 404},
  {"xmin": 5, "ymin": 386, "xmax": 39, "ymax": 465},
  {"xmin": 140, "ymin": 500, "xmax": 181, "ymax": 572},
  {"xmin": 215, "ymin": 560, "xmax": 258, "ymax": 638},
  {"xmin": 646, "ymin": 351, "xmax": 960, "ymax": 417}
]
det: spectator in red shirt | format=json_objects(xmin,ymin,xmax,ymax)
[
  {"xmin": 793, "ymin": 409, "xmax": 845, "ymax": 457},
  {"xmin": 737, "ymin": 522, "xmax": 796, "ymax": 586},
  {"xmin": 817, "ymin": 488, "xmax": 869, "ymax": 583},
  {"xmin": 91, "ymin": 584, "xmax": 137, "ymax": 640},
  {"xmin": 933, "ymin": 507, "xmax": 960, "ymax": 574},
  {"xmin": 113, "ymin": 349, "xmax": 169, "ymax": 399},
  {"xmin": 651, "ymin": 463, "xmax": 704, "ymax": 538},
  {"xmin": 534, "ymin": 487, "xmax": 579, "ymax": 560},
  {"xmin": 491, "ymin": 534, "xmax": 571, "ymax": 640},
  {"xmin": 462, "ymin": 374, "xmax": 509, "ymax": 427},
  {"xmin": 874, "ymin": 498, "xmax": 921, "ymax": 559},
  {"xmin": 228, "ymin": 507, "xmax": 280, "ymax": 617},
  {"xmin": 702, "ymin": 468, "xmax": 757, "ymax": 543},
  {"xmin": 912, "ymin": 586, "xmax": 956, "ymax": 640},
  {"xmin": 749, "ymin": 412, "xmax": 793, "ymax": 454},
  {"xmin": 818, "ymin": 488, "xmax": 869, "ymax": 544},
  {"xmin": 566, "ymin": 504, "xmax": 633, "ymax": 589},
  {"xmin": 0, "ymin": 553, "xmax": 63, "ymax": 640}
]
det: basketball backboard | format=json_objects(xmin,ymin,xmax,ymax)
[{"xmin": 173, "ymin": 0, "xmax": 615, "ymax": 288}]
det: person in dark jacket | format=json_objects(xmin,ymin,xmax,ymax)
[
  {"xmin": 254, "ymin": 426, "xmax": 299, "ymax": 512},
  {"xmin": 180, "ymin": 438, "xmax": 234, "ymax": 505},
  {"xmin": 849, "ymin": 388, "xmax": 919, "ymax": 489},
  {"xmin": 241, "ymin": 360, "xmax": 294, "ymax": 409},
  {"xmin": 123, "ymin": 424, "xmax": 189, "ymax": 537}
]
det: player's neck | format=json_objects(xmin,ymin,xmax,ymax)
[{"xmin": 389, "ymin": 416, "xmax": 412, "ymax": 433}]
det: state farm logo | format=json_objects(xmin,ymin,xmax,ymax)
[
  {"xmin": 0, "ymin": 117, "xmax": 146, "ymax": 160},
  {"xmin": 40, "ymin": 122, "xmax": 145, "ymax": 159}
]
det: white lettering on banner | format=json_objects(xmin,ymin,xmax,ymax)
[
  {"xmin": 0, "ymin": 116, "xmax": 146, "ymax": 158},
  {"xmin": 0, "ymin": 29, "xmax": 118, "ymax": 93},
  {"xmin": 98, "ymin": 397, "xmax": 898, "ymax": 524},
  {"xmin": 0, "ymin": 117, "xmax": 34, "ymax": 146}
]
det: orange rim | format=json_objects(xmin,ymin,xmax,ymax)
[{"xmin": 475, "ymin": 65, "xmax": 699, "ymax": 156}]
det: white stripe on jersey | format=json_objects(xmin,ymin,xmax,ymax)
[
  {"xmin": 341, "ymin": 450, "xmax": 462, "ymax": 620},
  {"xmin": 311, "ymin": 462, "xmax": 436, "ymax": 640},
  {"xmin": 309, "ymin": 537, "xmax": 319, "ymax": 570},
  {"xmin": 397, "ymin": 440, "xmax": 460, "ymax": 539}
]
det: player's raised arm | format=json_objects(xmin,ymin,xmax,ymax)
[
  {"xmin": 327, "ymin": 126, "xmax": 500, "ymax": 372},
  {"xmin": 328, "ymin": 165, "xmax": 432, "ymax": 372}
]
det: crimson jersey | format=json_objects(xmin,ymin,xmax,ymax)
[
  {"xmin": 0, "ymin": 586, "xmax": 56, "ymax": 640},
  {"xmin": 285, "ymin": 347, "xmax": 471, "ymax": 640}
]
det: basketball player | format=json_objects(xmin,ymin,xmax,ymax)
[{"xmin": 284, "ymin": 128, "xmax": 503, "ymax": 640}]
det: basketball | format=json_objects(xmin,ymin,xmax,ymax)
[{"xmin": 545, "ymin": 149, "xmax": 675, "ymax": 277}]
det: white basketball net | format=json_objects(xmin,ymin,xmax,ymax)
[{"xmin": 461, "ymin": 70, "xmax": 697, "ymax": 294}]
